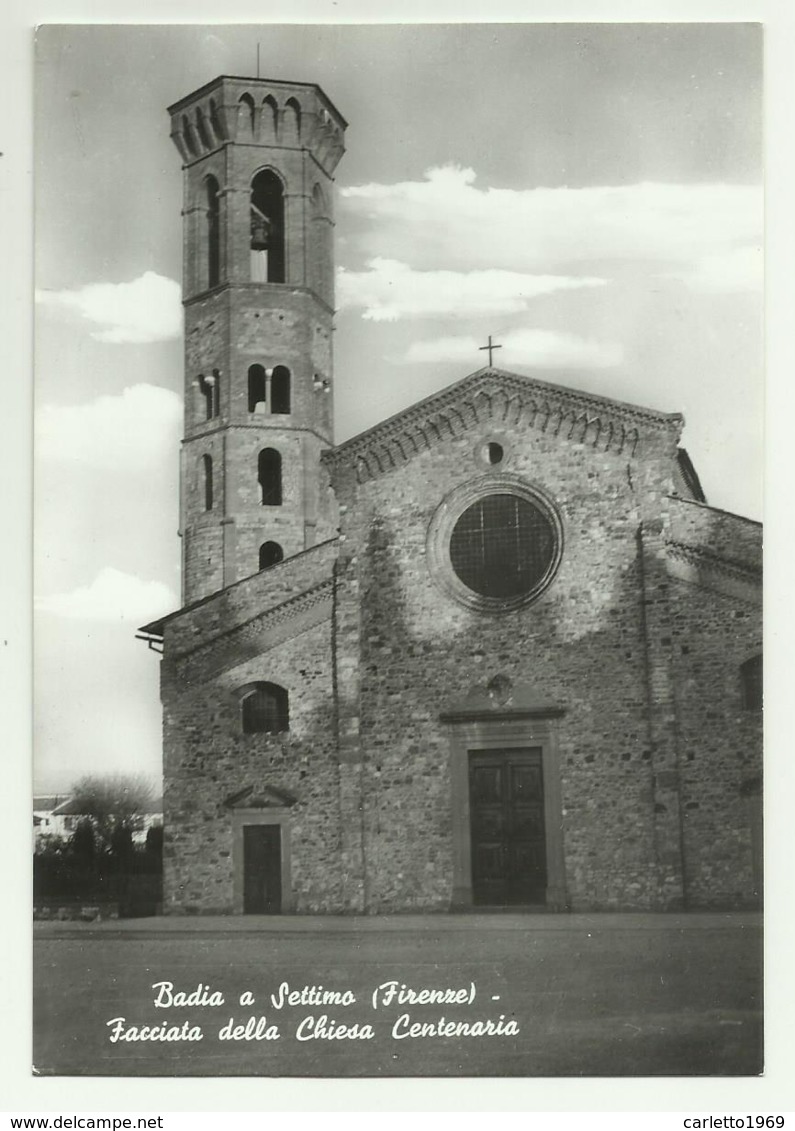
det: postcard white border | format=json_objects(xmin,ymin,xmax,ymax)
[{"xmin": 4, "ymin": 0, "xmax": 794, "ymax": 1115}]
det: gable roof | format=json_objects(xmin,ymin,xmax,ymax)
[
  {"xmin": 51, "ymin": 797, "xmax": 163, "ymax": 817},
  {"xmin": 322, "ymin": 366, "xmax": 683, "ymax": 486},
  {"xmin": 33, "ymin": 795, "xmax": 67, "ymax": 812}
]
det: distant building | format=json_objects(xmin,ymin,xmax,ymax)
[
  {"xmin": 140, "ymin": 75, "xmax": 762, "ymax": 916},
  {"xmin": 33, "ymin": 796, "xmax": 163, "ymax": 847},
  {"xmin": 33, "ymin": 795, "xmax": 69, "ymax": 845}
]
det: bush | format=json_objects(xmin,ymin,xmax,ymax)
[
  {"xmin": 71, "ymin": 819, "xmax": 95, "ymax": 862},
  {"xmin": 33, "ymin": 837, "xmax": 163, "ymax": 915},
  {"xmin": 145, "ymin": 824, "xmax": 163, "ymax": 855}
]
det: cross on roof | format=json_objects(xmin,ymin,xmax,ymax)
[{"xmin": 479, "ymin": 335, "xmax": 502, "ymax": 367}]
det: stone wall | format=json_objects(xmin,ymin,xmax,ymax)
[
  {"xmin": 161, "ymin": 373, "xmax": 762, "ymax": 915},
  {"xmin": 330, "ymin": 411, "xmax": 672, "ymax": 911},
  {"xmin": 668, "ymin": 496, "xmax": 762, "ymax": 570},
  {"xmin": 162, "ymin": 615, "xmax": 341, "ymax": 914},
  {"xmin": 670, "ymin": 572, "xmax": 762, "ymax": 907},
  {"xmin": 163, "ymin": 537, "xmax": 337, "ymax": 656},
  {"xmin": 329, "ymin": 399, "xmax": 762, "ymax": 912},
  {"xmin": 180, "ymin": 286, "xmax": 338, "ymax": 604},
  {"xmin": 176, "ymin": 91, "xmax": 340, "ymax": 605}
]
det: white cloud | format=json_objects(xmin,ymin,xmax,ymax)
[
  {"xmin": 36, "ymin": 568, "xmax": 177, "ymax": 623},
  {"xmin": 404, "ymin": 328, "xmax": 623, "ymax": 369},
  {"xmin": 36, "ymin": 271, "xmax": 182, "ymax": 343},
  {"xmin": 36, "ymin": 384, "xmax": 182, "ymax": 473},
  {"xmin": 337, "ymin": 258, "xmax": 606, "ymax": 321},
  {"xmin": 341, "ymin": 167, "xmax": 762, "ymax": 281},
  {"xmin": 664, "ymin": 244, "xmax": 763, "ymax": 294}
]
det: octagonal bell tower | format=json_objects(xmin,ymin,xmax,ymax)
[{"xmin": 168, "ymin": 76, "xmax": 346, "ymax": 603}]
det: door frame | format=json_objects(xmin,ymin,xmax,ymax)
[
  {"xmin": 443, "ymin": 709, "xmax": 568, "ymax": 910},
  {"xmin": 232, "ymin": 808, "xmax": 293, "ymax": 914}
]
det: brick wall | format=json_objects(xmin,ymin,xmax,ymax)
[
  {"xmin": 163, "ymin": 537, "xmax": 338, "ymax": 656},
  {"xmin": 162, "ymin": 615, "xmax": 341, "ymax": 915},
  {"xmin": 329, "ymin": 408, "xmax": 761, "ymax": 912},
  {"xmin": 671, "ymin": 577, "xmax": 762, "ymax": 906}
]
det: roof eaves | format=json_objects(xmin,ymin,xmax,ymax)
[
  {"xmin": 137, "ymin": 537, "xmax": 340, "ymax": 636},
  {"xmin": 324, "ymin": 366, "xmax": 682, "ymax": 471},
  {"xmin": 167, "ymin": 76, "xmax": 347, "ymax": 127}
]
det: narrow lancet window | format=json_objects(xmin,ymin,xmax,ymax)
[
  {"xmin": 271, "ymin": 366, "xmax": 291, "ymax": 414},
  {"xmin": 250, "ymin": 170, "xmax": 285, "ymax": 283},
  {"xmin": 258, "ymin": 448, "xmax": 282, "ymax": 506},
  {"xmin": 202, "ymin": 454, "xmax": 213, "ymax": 511},
  {"xmin": 205, "ymin": 175, "xmax": 220, "ymax": 288}
]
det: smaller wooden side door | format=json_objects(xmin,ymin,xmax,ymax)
[{"xmin": 243, "ymin": 825, "xmax": 282, "ymax": 914}]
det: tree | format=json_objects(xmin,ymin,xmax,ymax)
[
  {"xmin": 68, "ymin": 773, "xmax": 157, "ymax": 853},
  {"xmin": 145, "ymin": 824, "xmax": 163, "ymax": 855},
  {"xmin": 71, "ymin": 818, "xmax": 95, "ymax": 862}
]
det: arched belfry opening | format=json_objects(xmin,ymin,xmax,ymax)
[
  {"xmin": 271, "ymin": 366, "xmax": 291, "ymax": 414},
  {"xmin": 248, "ymin": 364, "xmax": 267, "ymax": 413},
  {"xmin": 198, "ymin": 372, "xmax": 219, "ymax": 420},
  {"xmin": 250, "ymin": 170, "xmax": 285, "ymax": 283},
  {"xmin": 204, "ymin": 175, "xmax": 220, "ymax": 289}
]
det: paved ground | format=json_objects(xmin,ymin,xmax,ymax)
[{"xmin": 33, "ymin": 912, "xmax": 763, "ymax": 1078}]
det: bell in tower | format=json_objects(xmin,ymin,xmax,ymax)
[{"xmin": 167, "ymin": 77, "xmax": 346, "ymax": 604}]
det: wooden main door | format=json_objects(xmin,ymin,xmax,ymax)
[
  {"xmin": 242, "ymin": 825, "xmax": 282, "ymax": 914},
  {"xmin": 469, "ymin": 748, "xmax": 547, "ymax": 905}
]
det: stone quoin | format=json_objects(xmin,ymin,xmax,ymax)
[{"xmin": 139, "ymin": 74, "xmax": 762, "ymax": 916}]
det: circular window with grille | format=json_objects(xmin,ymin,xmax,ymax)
[{"xmin": 427, "ymin": 476, "xmax": 563, "ymax": 612}]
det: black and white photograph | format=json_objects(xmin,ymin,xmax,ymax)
[{"xmin": 27, "ymin": 15, "xmax": 775, "ymax": 1089}]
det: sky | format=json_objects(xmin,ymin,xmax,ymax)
[{"xmin": 33, "ymin": 22, "xmax": 764, "ymax": 793}]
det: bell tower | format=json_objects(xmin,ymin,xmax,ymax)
[{"xmin": 167, "ymin": 76, "xmax": 346, "ymax": 603}]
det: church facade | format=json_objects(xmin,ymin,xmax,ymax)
[{"xmin": 140, "ymin": 75, "xmax": 762, "ymax": 915}]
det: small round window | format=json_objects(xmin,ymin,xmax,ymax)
[{"xmin": 427, "ymin": 476, "xmax": 563, "ymax": 613}]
